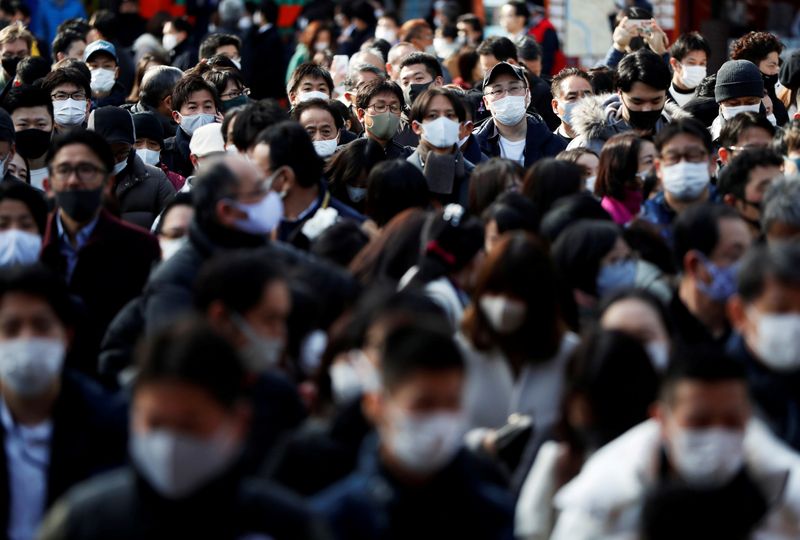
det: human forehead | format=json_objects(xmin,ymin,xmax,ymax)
[
  {"xmin": 559, "ymin": 75, "xmax": 592, "ymax": 95},
  {"xmin": 623, "ymin": 82, "xmax": 666, "ymax": 99},
  {"xmin": 487, "ymin": 73, "xmax": 520, "ymax": 87},
  {"xmin": 185, "ymin": 90, "xmax": 215, "ymax": 104},
  {"xmin": 737, "ymin": 126, "xmax": 772, "ymax": 146},
  {"xmin": 53, "ymin": 82, "xmax": 83, "ymax": 94},
  {"xmin": 51, "ymin": 143, "xmax": 104, "ymax": 167},
  {"xmin": 299, "ymin": 106, "xmax": 336, "ymax": 127},
  {"xmin": 368, "ymin": 91, "xmax": 400, "ymax": 106},
  {"xmin": 660, "ymin": 132, "xmax": 708, "ymax": 154},
  {"xmin": 426, "ymin": 94, "xmax": 456, "ymax": 112}
]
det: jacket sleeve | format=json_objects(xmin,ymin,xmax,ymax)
[
  {"xmin": 152, "ymin": 169, "xmax": 177, "ymax": 213},
  {"xmin": 602, "ymin": 46, "xmax": 625, "ymax": 69},
  {"xmin": 542, "ymin": 130, "xmax": 568, "ymax": 157},
  {"xmin": 540, "ymin": 28, "xmax": 559, "ymax": 78}
]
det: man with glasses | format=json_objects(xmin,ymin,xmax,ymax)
[
  {"xmin": 717, "ymin": 111, "xmax": 775, "ymax": 166},
  {"xmin": 42, "ymin": 67, "xmax": 91, "ymax": 133},
  {"xmin": 353, "ymin": 78, "xmax": 413, "ymax": 159},
  {"xmin": 473, "ymin": 61, "xmax": 566, "ymax": 167},
  {"xmin": 40, "ymin": 129, "xmax": 160, "ymax": 376}
]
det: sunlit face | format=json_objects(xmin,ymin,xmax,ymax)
[
  {"xmin": 575, "ymin": 152, "xmax": 599, "ymax": 178},
  {"xmin": 759, "ymin": 51, "xmax": 780, "ymax": 76},
  {"xmin": 159, "ymin": 204, "xmax": 193, "ymax": 241},
  {"xmin": 176, "ymin": 89, "xmax": 217, "ymax": 117},
  {"xmin": 299, "ymin": 106, "xmax": 338, "ymax": 142},
  {"xmin": 620, "ymin": 81, "xmax": 666, "ymax": 113}
]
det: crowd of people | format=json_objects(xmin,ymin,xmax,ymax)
[{"xmin": 0, "ymin": 0, "xmax": 797, "ymax": 537}]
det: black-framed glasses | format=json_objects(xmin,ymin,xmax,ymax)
[
  {"xmin": 50, "ymin": 162, "xmax": 107, "ymax": 183},
  {"xmin": 366, "ymin": 102, "xmax": 403, "ymax": 114},
  {"xmin": 484, "ymin": 82, "xmax": 526, "ymax": 99},
  {"xmin": 659, "ymin": 147, "xmax": 709, "ymax": 166},
  {"xmin": 51, "ymin": 90, "xmax": 87, "ymax": 101},
  {"xmin": 220, "ymin": 87, "xmax": 251, "ymax": 100}
]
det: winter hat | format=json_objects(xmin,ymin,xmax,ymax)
[
  {"xmin": 714, "ymin": 60, "xmax": 764, "ymax": 103},
  {"xmin": 132, "ymin": 112, "xmax": 165, "ymax": 148},
  {"xmin": 780, "ymin": 50, "xmax": 800, "ymax": 90},
  {"xmin": 87, "ymin": 106, "xmax": 135, "ymax": 145}
]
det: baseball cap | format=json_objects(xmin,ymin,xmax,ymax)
[
  {"xmin": 483, "ymin": 62, "xmax": 526, "ymax": 89},
  {"xmin": 83, "ymin": 40, "xmax": 118, "ymax": 63}
]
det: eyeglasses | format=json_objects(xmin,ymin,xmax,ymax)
[
  {"xmin": 366, "ymin": 102, "xmax": 402, "ymax": 114},
  {"xmin": 220, "ymin": 87, "xmax": 250, "ymax": 100},
  {"xmin": 484, "ymin": 82, "xmax": 526, "ymax": 99},
  {"xmin": 659, "ymin": 147, "xmax": 709, "ymax": 166},
  {"xmin": 50, "ymin": 162, "xmax": 107, "ymax": 183},
  {"xmin": 51, "ymin": 90, "xmax": 87, "ymax": 101}
]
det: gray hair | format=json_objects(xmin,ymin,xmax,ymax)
[
  {"xmin": 762, "ymin": 175, "xmax": 800, "ymax": 234},
  {"xmin": 344, "ymin": 63, "xmax": 384, "ymax": 91},
  {"xmin": 140, "ymin": 66, "xmax": 184, "ymax": 108}
]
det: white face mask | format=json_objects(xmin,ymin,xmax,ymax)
[
  {"xmin": 490, "ymin": 94, "xmax": 527, "ymax": 126},
  {"xmin": 252, "ymin": 11, "xmax": 264, "ymax": 26},
  {"xmin": 0, "ymin": 229, "xmax": 41, "ymax": 266},
  {"xmin": 752, "ymin": 311, "xmax": 800, "ymax": 372},
  {"xmin": 329, "ymin": 349, "xmax": 380, "ymax": 405},
  {"xmin": 136, "ymin": 148, "xmax": 161, "ymax": 166},
  {"xmin": 312, "ymin": 138, "xmax": 338, "ymax": 158},
  {"xmin": 424, "ymin": 44, "xmax": 438, "ymax": 56},
  {"xmin": 559, "ymin": 99, "xmax": 578, "ymax": 126},
  {"xmin": 162, "ymin": 33, "xmax": 179, "ymax": 51},
  {"xmin": 479, "ymin": 294, "xmax": 527, "ymax": 334},
  {"xmin": 667, "ymin": 426, "xmax": 745, "ymax": 488},
  {"xmin": 680, "ymin": 64, "xmax": 706, "ymax": 89},
  {"xmin": 90, "ymin": 68, "xmax": 116, "ymax": 94},
  {"xmin": 385, "ymin": 405, "xmax": 465, "ymax": 474},
  {"xmin": 159, "ymin": 236, "xmax": 186, "ymax": 260},
  {"xmin": 130, "ymin": 425, "xmax": 240, "ymax": 499},
  {"xmin": 229, "ymin": 190, "xmax": 283, "ymax": 236},
  {"xmin": 721, "ymin": 103, "xmax": 760, "ymax": 121},
  {"xmin": 0, "ymin": 337, "xmax": 65, "ymax": 397},
  {"xmin": 419, "ymin": 116, "xmax": 460, "ymax": 148},
  {"xmin": 660, "ymin": 160, "xmax": 710, "ymax": 201},
  {"xmin": 346, "ymin": 184, "xmax": 367, "ymax": 203},
  {"xmin": 178, "ymin": 113, "xmax": 217, "ymax": 137},
  {"xmin": 298, "ymin": 90, "xmax": 330, "ymax": 103},
  {"xmin": 53, "ymin": 98, "xmax": 87, "ymax": 127},
  {"xmin": 646, "ymin": 341, "xmax": 669, "ymax": 372},
  {"xmin": 112, "ymin": 157, "xmax": 128, "ymax": 176},
  {"xmin": 374, "ymin": 27, "xmax": 397, "ymax": 44},
  {"xmin": 767, "ymin": 113, "xmax": 777, "ymax": 126},
  {"xmin": 585, "ymin": 175, "xmax": 597, "ymax": 193},
  {"xmin": 231, "ymin": 312, "xmax": 283, "ymax": 372}
]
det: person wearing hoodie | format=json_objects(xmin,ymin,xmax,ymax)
[
  {"xmin": 709, "ymin": 60, "xmax": 765, "ymax": 142},
  {"xmin": 568, "ymin": 48, "xmax": 684, "ymax": 154}
]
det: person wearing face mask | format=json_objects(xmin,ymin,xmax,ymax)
[
  {"xmin": 594, "ymin": 133, "xmax": 649, "ymax": 225},
  {"xmin": 710, "ymin": 59, "xmax": 766, "ymax": 141},
  {"xmin": 666, "ymin": 32, "xmax": 710, "ymax": 109},
  {"xmin": 717, "ymin": 148, "xmax": 782, "ymax": 238},
  {"xmin": 716, "ymin": 111, "xmax": 775, "ymax": 167},
  {"xmin": 668, "ymin": 204, "xmax": 751, "ymax": 350},
  {"xmin": 0, "ymin": 108, "xmax": 24, "ymax": 186},
  {"xmin": 0, "ymin": 181, "xmax": 48, "ymax": 267},
  {"xmin": 162, "ymin": 17, "xmax": 198, "ymax": 72},
  {"xmin": 324, "ymin": 137, "xmax": 385, "ymax": 214},
  {"xmin": 132, "ymin": 112, "xmax": 185, "ymax": 191},
  {"xmin": 551, "ymin": 348, "xmax": 800, "ymax": 540},
  {"xmin": 407, "ymin": 87, "xmax": 473, "ymax": 207},
  {"xmin": 0, "ymin": 264, "xmax": 128, "ymax": 540},
  {"xmin": 161, "ymin": 75, "xmax": 222, "ymax": 178},
  {"xmin": 83, "ymin": 40, "xmax": 126, "ymax": 108},
  {"xmin": 550, "ymin": 67, "xmax": 594, "ymax": 143},
  {"xmin": 475, "ymin": 62, "xmax": 566, "ymax": 167},
  {"xmin": 0, "ymin": 23, "xmax": 32, "ymax": 90},
  {"xmin": 291, "ymin": 99, "xmax": 344, "ymax": 162},
  {"xmin": 3, "ymin": 85, "xmax": 55, "ymax": 191},
  {"xmin": 642, "ymin": 118, "xmax": 718, "ymax": 243},
  {"xmin": 286, "ymin": 63, "xmax": 334, "ymax": 108},
  {"xmin": 728, "ymin": 241, "xmax": 800, "ymax": 451},
  {"xmin": 198, "ymin": 32, "xmax": 242, "ymax": 67},
  {"xmin": 399, "ymin": 52, "xmax": 445, "ymax": 108},
  {"xmin": 39, "ymin": 318, "xmax": 326, "ymax": 540},
  {"xmin": 285, "ymin": 21, "xmax": 334, "ymax": 85},
  {"xmin": 195, "ymin": 253, "xmax": 307, "ymax": 474},
  {"xmin": 87, "ymin": 106, "xmax": 175, "ymax": 230},
  {"xmin": 731, "ymin": 31, "xmax": 788, "ymax": 127},
  {"xmin": 153, "ymin": 193, "xmax": 193, "ymax": 261},
  {"xmin": 41, "ymin": 67, "xmax": 91, "ymax": 133},
  {"xmin": 313, "ymin": 322, "xmax": 515, "ymax": 539},
  {"xmin": 351, "ymin": 78, "xmax": 413, "ymax": 159}
]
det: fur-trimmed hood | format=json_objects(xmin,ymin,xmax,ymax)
[{"xmin": 567, "ymin": 93, "xmax": 693, "ymax": 153}]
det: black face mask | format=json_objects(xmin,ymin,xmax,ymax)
[
  {"xmin": 404, "ymin": 81, "xmax": 432, "ymax": 106},
  {"xmin": 626, "ymin": 108, "xmax": 663, "ymax": 132},
  {"xmin": 763, "ymin": 72, "xmax": 779, "ymax": 93},
  {"xmin": 55, "ymin": 187, "xmax": 103, "ymax": 223},
  {"xmin": 15, "ymin": 129, "xmax": 52, "ymax": 160},
  {"xmin": 1, "ymin": 56, "xmax": 21, "ymax": 78}
]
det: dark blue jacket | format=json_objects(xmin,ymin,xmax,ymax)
[
  {"xmin": 277, "ymin": 181, "xmax": 366, "ymax": 242},
  {"xmin": 162, "ymin": 127, "xmax": 193, "ymax": 179},
  {"xmin": 312, "ymin": 436, "xmax": 515, "ymax": 540},
  {"xmin": 461, "ymin": 133, "xmax": 489, "ymax": 165},
  {"xmin": 472, "ymin": 114, "xmax": 567, "ymax": 168}
]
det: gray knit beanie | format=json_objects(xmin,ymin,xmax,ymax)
[{"xmin": 715, "ymin": 60, "xmax": 764, "ymax": 103}]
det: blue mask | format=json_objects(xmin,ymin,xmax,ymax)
[
  {"xmin": 696, "ymin": 253, "xmax": 740, "ymax": 302},
  {"xmin": 596, "ymin": 258, "xmax": 637, "ymax": 297}
]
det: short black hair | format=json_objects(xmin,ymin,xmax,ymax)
[
  {"xmin": 504, "ymin": 0, "xmax": 529, "ymax": 23},
  {"xmin": 380, "ymin": 322, "xmax": 463, "ymax": 390},
  {"xmin": 46, "ymin": 128, "xmax": 114, "ymax": 174},
  {"xmin": 669, "ymin": 32, "xmax": 711, "ymax": 62},
  {"xmin": 2, "ymin": 84, "xmax": 53, "ymax": 120},
  {"xmin": 672, "ymin": 203, "xmax": 742, "ymax": 268},
  {"xmin": 717, "ymin": 148, "xmax": 783, "ymax": 201},
  {"xmin": 539, "ymin": 193, "xmax": 612, "ymax": 242},
  {"xmin": 56, "ymin": 18, "xmax": 90, "ymax": 38},
  {"xmin": 171, "ymin": 75, "xmax": 221, "ymax": 113},
  {"xmin": 15, "ymin": 56, "xmax": 51, "ymax": 86},
  {"xmin": 550, "ymin": 67, "xmax": 591, "ymax": 99},
  {"xmin": 290, "ymin": 98, "xmax": 343, "ymax": 131},
  {"xmin": 718, "ymin": 111, "xmax": 775, "ymax": 149},
  {"xmin": 41, "ymin": 66, "xmax": 91, "ymax": 99},
  {"xmin": 51, "ymin": 30, "xmax": 84, "ymax": 63},
  {"xmin": 661, "ymin": 343, "xmax": 746, "ymax": 405},
  {"xmin": 0, "ymin": 263, "xmax": 74, "ymax": 325},
  {"xmin": 231, "ymin": 99, "xmax": 288, "ymax": 151},
  {"xmin": 286, "ymin": 62, "xmax": 334, "ymax": 97},
  {"xmin": 169, "ymin": 16, "xmax": 193, "ymax": 36},
  {"xmin": 199, "ymin": 33, "xmax": 241, "ymax": 61},
  {"xmin": 476, "ymin": 35, "xmax": 517, "ymax": 62},
  {"xmin": 90, "ymin": 9, "xmax": 118, "ymax": 41},
  {"xmin": 139, "ymin": 66, "xmax": 183, "ymax": 108},
  {"xmin": 355, "ymin": 78, "xmax": 404, "ymax": 111},
  {"xmin": 398, "ymin": 51, "xmax": 442, "ymax": 79},
  {"xmin": 254, "ymin": 120, "xmax": 323, "ymax": 189},
  {"xmin": 654, "ymin": 117, "xmax": 713, "ymax": 154},
  {"xmin": 0, "ymin": 180, "xmax": 48, "ymax": 234},
  {"xmin": 311, "ymin": 220, "xmax": 370, "ymax": 268},
  {"xmin": 551, "ymin": 219, "xmax": 620, "ymax": 295},
  {"xmin": 365, "ymin": 158, "xmax": 430, "ymax": 227},
  {"xmin": 409, "ymin": 87, "xmax": 465, "ymax": 123},
  {"xmin": 192, "ymin": 161, "xmax": 241, "ymax": 227},
  {"xmin": 738, "ymin": 240, "xmax": 800, "ymax": 302},
  {"xmin": 201, "ymin": 67, "xmax": 246, "ymax": 99},
  {"xmin": 204, "ymin": 54, "xmax": 238, "ymax": 71},
  {"xmin": 135, "ymin": 317, "xmax": 246, "ymax": 408},
  {"xmin": 194, "ymin": 250, "xmax": 286, "ymax": 314},
  {"xmin": 457, "ymin": 13, "xmax": 483, "ymax": 36},
  {"xmin": 616, "ymin": 48, "xmax": 671, "ymax": 92}
]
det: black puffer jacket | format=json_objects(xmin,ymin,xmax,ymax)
[{"xmin": 114, "ymin": 153, "xmax": 176, "ymax": 230}]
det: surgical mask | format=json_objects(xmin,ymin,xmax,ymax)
[
  {"xmin": 479, "ymin": 295, "xmax": 527, "ymax": 334},
  {"xmin": 90, "ymin": 68, "xmax": 116, "ymax": 94},
  {"xmin": 314, "ymin": 42, "xmax": 329, "ymax": 52},
  {"xmin": 424, "ymin": 44, "xmax": 438, "ymax": 56},
  {"xmin": 696, "ymin": 254, "xmax": 740, "ymax": 302},
  {"xmin": 646, "ymin": 341, "xmax": 669, "ymax": 372},
  {"xmin": 721, "ymin": 104, "xmax": 760, "ymax": 121},
  {"xmin": 419, "ymin": 116, "xmax": 460, "ymax": 148},
  {"xmin": 136, "ymin": 148, "xmax": 161, "ymax": 166},
  {"xmin": 231, "ymin": 312, "xmax": 283, "ymax": 372},
  {"xmin": 159, "ymin": 236, "xmax": 186, "ymax": 260},
  {"xmin": 53, "ymin": 98, "xmax": 87, "ymax": 126},
  {"xmin": 753, "ymin": 311, "xmax": 800, "ymax": 372},
  {"xmin": 490, "ymin": 94, "xmax": 527, "ymax": 126},
  {"xmin": 112, "ymin": 157, "xmax": 128, "ymax": 176},
  {"xmin": 298, "ymin": 90, "xmax": 329, "ymax": 102},
  {"xmin": 346, "ymin": 184, "xmax": 367, "ymax": 202},
  {"xmin": 767, "ymin": 113, "xmax": 777, "ymax": 126},
  {"xmin": 55, "ymin": 187, "xmax": 104, "ymax": 223},
  {"xmin": 162, "ymin": 33, "xmax": 179, "ymax": 51},
  {"xmin": 130, "ymin": 425, "xmax": 240, "ymax": 499},
  {"xmin": 313, "ymin": 138, "xmax": 338, "ymax": 158},
  {"xmin": 667, "ymin": 426, "xmax": 745, "ymax": 488},
  {"xmin": 385, "ymin": 406, "xmax": 465, "ymax": 474},
  {"xmin": 0, "ymin": 338, "xmax": 65, "ymax": 397},
  {"xmin": 366, "ymin": 111, "xmax": 400, "ymax": 140},
  {"xmin": 661, "ymin": 161, "xmax": 709, "ymax": 201},
  {"xmin": 229, "ymin": 191, "xmax": 283, "ymax": 236},
  {"xmin": 329, "ymin": 349, "xmax": 380, "ymax": 405},
  {"xmin": 0, "ymin": 229, "xmax": 41, "ymax": 266},
  {"xmin": 559, "ymin": 100, "xmax": 578, "ymax": 125},
  {"xmin": 626, "ymin": 108, "xmax": 662, "ymax": 131},
  {"xmin": 433, "ymin": 37, "xmax": 459, "ymax": 59},
  {"xmin": 681, "ymin": 64, "xmax": 706, "ymax": 89},
  {"xmin": 222, "ymin": 94, "xmax": 248, "ymax": 112},
  {"xmin": 596, "ymin": 259, "xmax": 637, "ymax": 297},
  {"xmin": 404, "ymin": 81, "xmax": 432, "ymax": 106},
  {"xmin": 178, "ymin": 113, "xmax": 217, "ymax": 137},
  {"xmin": 374, "ymin": 27, "xmax": 397, "ymax": 43},
  {"xmin": 585, "ymin": 175, "xmax": 597, "ymax": 193}
]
